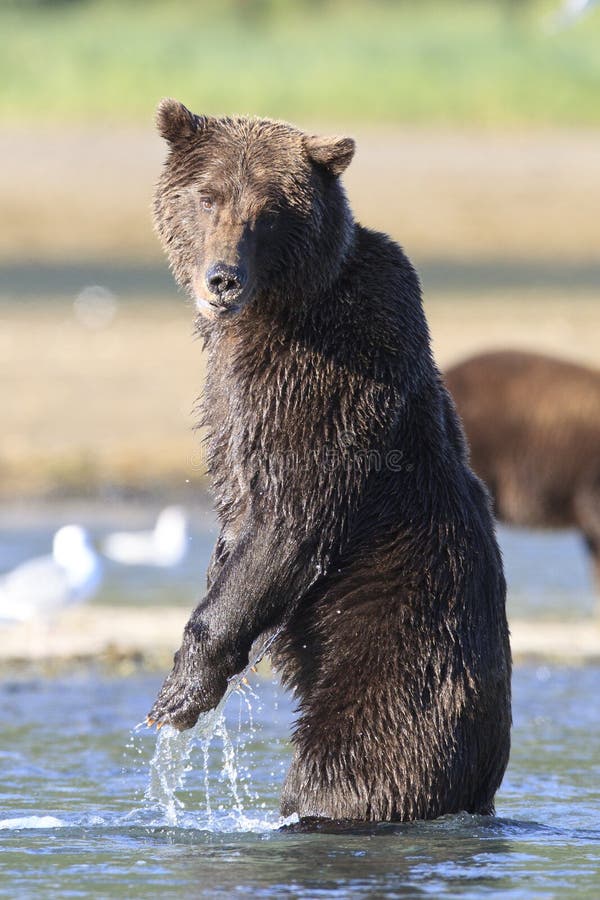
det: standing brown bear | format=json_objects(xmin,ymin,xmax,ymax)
[{"xmin": 148, "ymin": 99, "xmax": 511, "ymax": 823}]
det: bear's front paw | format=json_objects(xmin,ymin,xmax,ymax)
[{"xmin": 146, "ymin": 629, "xmax": 228, "ymax": 731}]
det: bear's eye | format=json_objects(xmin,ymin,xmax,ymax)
[{"xmin": 199, "ymin": 196, "xmax": 215, "ymax": 212}]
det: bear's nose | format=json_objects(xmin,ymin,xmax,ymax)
[{"xmin": 205, "ymin": 263, "xmax": 247, "ymax": 303}]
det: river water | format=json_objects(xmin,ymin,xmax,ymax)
[
  {"xmin": 0, "ymin": 667, "xmax": 598, "ymax": 899},
  {"xmin": 0, "ymin": 506, "xmax": 598, "ymax": 897}
]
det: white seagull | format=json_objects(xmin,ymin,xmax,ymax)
[
  {"xmin": 102, "ymin": 506, "xmax": 189, "ymax": 567},
  {"xmin": 0, "ymin": 525, "xmax": 102, "ymax": 623}
]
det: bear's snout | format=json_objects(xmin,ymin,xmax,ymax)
[{"xmin": 206, "ymin": 262, "xmax": 248, "ymax": 310}]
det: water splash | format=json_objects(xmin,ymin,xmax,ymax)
[
  {"xmin": 201, "ymin": 727, "xmax": 213, "ymax": 827},
  {"xmin": 137, "ymin": 624, "xmax": 298, "ymax": 833},
  {"xmin": 215, "ymin": 714, "xmax": 243, "ymax": 819},
  {"xmin": 235, "ymin": 682, "xmax": 260, "ymax": 809},
  {"xmin": 140, "ymin": 669, "xmax": 285, "ymax": 832},
  {"xmin": 145, "ymin": 707, "xmax": 220, "ymax": 826}
]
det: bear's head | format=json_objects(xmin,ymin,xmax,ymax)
[{"xmin": 153, "ymin": 99, "xmax": 355, "ymax": 321}]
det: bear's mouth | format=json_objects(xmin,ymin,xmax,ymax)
[
  {"xmin": 212, "ymin": 301, "xmax": 242, "ymax": 318},
  {"xmin": 192, "ymin": 273, "xmax": 254, "ymax": 320},
  {"xmin": 194, "ymin": 295, "xmax": 247, "ymax": 320}
]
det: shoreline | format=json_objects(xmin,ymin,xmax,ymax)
[{"xmin": 1, "ymin": 606, "xmax": 599, "ymax": 675}]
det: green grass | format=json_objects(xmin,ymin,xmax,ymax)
[{"xmin": 1, "ymin": 0, "xmax": 600, "ymax": 126}]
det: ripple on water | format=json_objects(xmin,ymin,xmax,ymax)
[{"xmin": 0, "ymin": 815, "xmax": 65, "ymax": 831}]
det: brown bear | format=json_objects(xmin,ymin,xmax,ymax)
[
  {"xmin": 446, "ymin": 350, "xmax": 600, "ymax": 591},
  {"xmin": 148, "ymin": 99, "xmax": 511, "ymax": 823}
]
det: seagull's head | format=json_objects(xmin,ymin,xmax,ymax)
[
  {"xmin": 52, "ymin": 525, "xmax": 95, "ymax": 568},
  {"xmin": 154, "ymin": 506, "xmax": 188, "ymax": 542}
]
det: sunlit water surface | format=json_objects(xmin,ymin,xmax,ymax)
[{"xmin": 0, "ymin": 505, "xmax": 598, "ymax": 897}]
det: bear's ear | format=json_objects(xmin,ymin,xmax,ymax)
[
  {"xmin": 304, "ymin": 134, "xmax": 355, "ymax": 176},
  {"xmin": 156, "ymin": 98, "xmax": 208, "ymax": 146}
]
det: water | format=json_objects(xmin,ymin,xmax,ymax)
[
  {"xmin": 0, "ymin": 667, "xmax": 598, "ymax": 898},
  {"xmin": 0, "ymin": 505, "xmax": 599, "ymax": 896}
]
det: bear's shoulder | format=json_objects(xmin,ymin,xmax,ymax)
[
  {"xmin": 334, "ymin": 225, "xmax": 429, "ymax": 370},
  {"xmin": 350, "ymin": 226, "xmax": 420, "ymax": 284}
]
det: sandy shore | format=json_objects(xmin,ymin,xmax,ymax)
[
  {"xmin": 2, "ymin": 293, "xmax": 599, "ymax": 498},
  {"xmin": 3, "ymin": 127, "xmax": 600, "ymax": 264},
  {"xmin": 1, "ymin": 606, "xmax": 599, "ymax": 674}
]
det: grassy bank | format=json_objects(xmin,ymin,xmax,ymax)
[{"xmin": 2, "ymin": 1, "xmax": 600, "ymax": 126}]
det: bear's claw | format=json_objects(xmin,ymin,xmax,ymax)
[
  {"xmin": 146, "ymin": 691, "xmax": 204, "ymax": 732},
  {"xmin": 147, "ymin": 665, "xmax": 228, "ymax": 732}
]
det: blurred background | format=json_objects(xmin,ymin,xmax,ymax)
[{"xmin": 1, "ymin": 0, "xmax": 599, "ymax": 643}]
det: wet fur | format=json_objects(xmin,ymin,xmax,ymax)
[{"xmin": 149, "ymin": 100, "xmax": 511, "ymax": 822}]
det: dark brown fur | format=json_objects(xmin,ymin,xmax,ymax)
[
  {"xmin": 149, "ymin": 99, "xmax": 511, "ymax": 823},
  {"xmin": 446, "ymin": 350, "xmax": 600, "ymax": 588}
]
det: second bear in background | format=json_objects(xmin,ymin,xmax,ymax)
[{"xmin": 446, "ymin": 350, "xmax": 600, "ymax": 591}]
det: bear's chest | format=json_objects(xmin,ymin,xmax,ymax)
[
  {"xmin": 202, "ymin": 324, "xmax": 370, "ymax": 490},
  {"xmin": 209, "ymin": 340, "xmax": 341, "ymax": 449}
]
